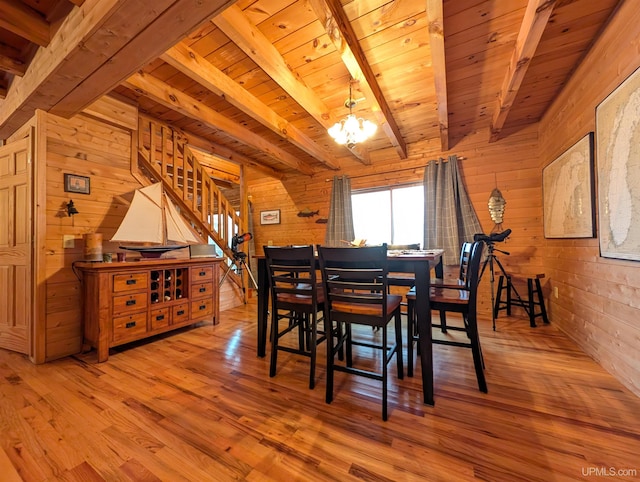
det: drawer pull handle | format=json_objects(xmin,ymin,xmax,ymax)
[
  {"xmin": 126, "ymin": 300, "xmax": 136, "ymax": 306},
  {"xmin": 199, "ymin": 271, "xmax": 206, "ymax": 276},
  {"xmin": 156, "ymin": 314, "xmax": 165, "ymax": 321},
  {"xmin": 126, "ymin": 321, "xmax": 136, "ymax": 328},
  {"xmin": 177, "ymin": 310, "xmax": 185, "ymax": 316},
  {"xmin": 126, "ymin": 279, "xmax": 136, "ymax": 285},
  {"xmin": 199, "ymin": 287, "xmax": 206, "ymax": 293},
  {"xmin": 199, "ymin": 304, "xmax": 206, "ymax": 310}
]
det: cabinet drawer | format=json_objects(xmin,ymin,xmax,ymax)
[
  {"xmin": 113, "ymin": 312, "xmax": 147, "ymax": 343},
  {"xmin": 113, "ymin": 272, "xmax": 148, "ymax": 292},
  {"xmin": 113, "ymin": 292, "xmax": 148, "ymax": 315},
  {"xmin": 191, "ymin": 282, "xmax": 213, "ymax": 299},
  {"xmin": 191, "ymin": 298, "xmax": 213, "ymax": 318},
  {"xmin": 150, "ymin": 307, "xmax": 170, "ymax": 330},
  {"xmin": 192, "ymin": 266, "xmax": 213, "ymax": 281},
  {"xmin": 172, "ymin": 303, "xmax": 189, "ymax": 324}
]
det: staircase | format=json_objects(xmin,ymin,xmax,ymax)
[{"xmin": 136, "ymin": 114, "xmax": 246, "ymax": 288}]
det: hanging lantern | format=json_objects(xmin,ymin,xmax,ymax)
[{"xmin": 488, "ymin": 187, "xmax": 506, "ymax": 231}]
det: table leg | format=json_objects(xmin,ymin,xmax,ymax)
[
  {"xmin": 257, "ymin": 258, "xmax": 268, "ymax": 357},
  {"xmin": 415, "ymin": 264, "xmax": 434, "ymax": 405}
]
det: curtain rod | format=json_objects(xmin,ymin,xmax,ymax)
[{"xmin": 325, "ymin": 156, "xmax": 467, "ymax": 181}]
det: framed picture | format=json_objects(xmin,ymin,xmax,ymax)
[
  {"xmin": 260, "ymin": 209, "xmax": 280, "ymax": 225},
  {"xmin": 64, "ymin": 174, "xmax": 91, "ymax": 194},
  {"xmin": 542, "ymin": 132, "xmax": 595, "ymax": 238},
  {"xmin": 596, "ymin": 66, "xmax": 640, "ymax": 260}
]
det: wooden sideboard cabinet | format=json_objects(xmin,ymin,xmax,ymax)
[{"xmin": 77, "ymin": 258, "xmax": 223, "ymax": 362}]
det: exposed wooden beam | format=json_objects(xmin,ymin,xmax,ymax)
[
  {"xmin": 213, "ymin": 5, "xmax": 371, "ymax": 165},
  {"xmin": 50, "ymin": 0, "xmax": 237, "ymax": 119},
  {"xmin": 161, "ymin": 43, "xmax": 340, "ymax": 170},
  {"xmin": 124, "ymin": 72, "xmax": 315, "ymax": 176},
  {"xmin": 67, "ymin": 0, "xmax": 86, "ymax": 6},
  {"xmin": 0, "ymin": 45, "xmax": 26, "ymax": 76},
  {"xmin": 0, "ymin": 0, "xmax": 50, "ymax": 46},
  {"xmin": 490, "ymin": 0, "xmax": 556, "ymax": 142},
  {"xmin": 0, "ymin": 0, "xmax": 119, "ymax": 138},
  {"xmin": 309, "ymin": 0, "xmax": 407, "ymax": 159},
  {"xmin": 0, "ymin": 0, "xmax": 237, "ymax": 139},
  {"xmin": 426, "ymin": 0, "xmax": 449, "ymax": 152}
]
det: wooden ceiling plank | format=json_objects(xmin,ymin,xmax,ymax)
[
  {"xmin": 124, "ymin": 72, "xmax": 315, "ymax": 176},
  {"xmin": 426, "ymin": 0, "xmax": 449, "ymax": 152},
  {"xmin": 162, "ymin": 42, "xmax": 340, "ymax": 170},
  {"xmin": 310, "ymin": 0, "xmax": 407, "ymax": 159},
  {"xmin": 0, "ymin": 0, "xmax": 50, "ymax": 46},
  {"xmin": 50, "ymin": 0, "xmax": 237, "ymax": 119},
  {"xmin": 213, "ymin": 4, "xmax": 371, "ymax": 165},
  {"xmin": 490, "ymin": 0, "xmax": 557, "ymax": 142}
]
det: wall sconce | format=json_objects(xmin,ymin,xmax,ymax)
[{"xmin": 66, "ymin": 199, "xmax": 79, "ymax": 217}]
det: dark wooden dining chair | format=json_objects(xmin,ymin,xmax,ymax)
[
  {"xmin": 405, "ymin": 241, "xmax": 473, "ymax": 373},
  {"xmin": 317, "ymin": 244, "xmax": 403, "ymax": 421},
  {"xmin": 406, "ymin": 241, "xmax": 487, "ymax": 392},
  {"xmin": 264, "ymin": 245, "xmax": 326, "ymax": 389}
]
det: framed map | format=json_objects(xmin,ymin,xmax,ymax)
[
  {"xmin": 543, "ymin": 133, "xmax": 595, "ymax": 238},
  {"xmin": 596, "ymin": 66, "xmax": 640, "ymax": 260}
]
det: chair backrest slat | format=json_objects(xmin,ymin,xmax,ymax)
[
  {"xmin": 318, "ymin": 244, "xmax": 390, "ymax": 319},
  {"xmin": 264, "ymin": 245, "xmax": 318, "ymax": 307}
]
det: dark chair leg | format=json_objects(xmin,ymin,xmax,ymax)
[
  {"xmin": 382, "ymin": 325, "xmax": 388, "ymax": 421},
  {"xmin": 309, "ymin": 316, "xmax": 317, "ymax": 389},
  {"xmin": 269, "ymin": 314, "xmax": 278, "ymax": 378},
  {"xmin": 468, "ymin": 322, "xmax": 487, "ymax": 393},
  {"xmin": 439, "ymin": 309, "xmax": 447, "ymax": 333},
  {"xmin": 326, "ymin": 319, "xmax": 335, "ymax": 404},
  {"xmin": 394, "ymin": 311, "xmax": 404, "ymax": 380},
  {"xmin": 535, "ymin": 278, "xmax": 550, "ymax": 324},
  {"xmin": 407, "ymin": 299, "xmax": 415, "ymax": 377},
  {"xmin": 527, "ymin": 279, "xmax": 537, "ymax": 327}
]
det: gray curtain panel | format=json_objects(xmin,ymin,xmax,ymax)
[
  {"xmin": 423, "ymin": 155, "xmax": 482, "ymax": 265},
  {"xmin": 325, "ymin": 175, "xmax": 355, "ymax": 247}
]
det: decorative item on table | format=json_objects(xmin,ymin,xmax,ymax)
[
  {"xmin": 297, "ymin": 208, "xmax": 319, "ymax": 217},
  {"xmin": 84, "ymin": 233, "xmax": 103, "ymax": 262},
  {"xmin": 111, "ymin": 182, "xmax": 199, "ymax": 258},
  {"xmin": 341, "ymin": 238, "xmax": 366, "ymax": 247}
]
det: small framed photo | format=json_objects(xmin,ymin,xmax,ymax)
[
  {"xmin": 260, "ymin": 209, "xmax": 280, "ymax": 225},
  {"xmin": 64, "ymin": 174, "xmax": 90, "ymax": 194}
]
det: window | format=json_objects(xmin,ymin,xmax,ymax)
[{"xmin": 352, "ymin": 184, "xmax": 424, "ymax": 247}]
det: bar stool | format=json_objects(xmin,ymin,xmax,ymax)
[{"xmin": 494, "ymin": 273, "xmax": 549, "ymax": 327}]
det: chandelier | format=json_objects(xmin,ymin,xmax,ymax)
[{"xmin": 327, "ymin": 81, "xmax": 377, "ymax": 148}]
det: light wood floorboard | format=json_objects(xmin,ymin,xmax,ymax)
[{"xmin": 1, "ymin": 301, "xmax": 640, "ymax": 481}]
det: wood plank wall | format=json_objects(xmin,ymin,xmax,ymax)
[
  {"xmin": 538, "ymin": 1, "xmax": 640, "ymax": 397},
  {"xmin": 42, "ymin": 99, "xmax": 143, "ymax": 361},
  {"xmin": 246, "ymin": 124, "xmax": 543, "ymax": 320}
]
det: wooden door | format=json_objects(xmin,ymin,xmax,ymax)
[{"xmin": 0, "ymin": 137, "xmax": 32, "ymax": 354}]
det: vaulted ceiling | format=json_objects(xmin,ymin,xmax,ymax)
[{"xmin": 0, "ymin": 0, "xmax": 624, "ymax": 177}]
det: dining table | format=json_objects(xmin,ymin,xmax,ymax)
[{"xmin": 253, "ymin": 249, "xmax": 445, "ymax": 406}]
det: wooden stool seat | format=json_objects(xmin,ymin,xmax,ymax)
[{"xmin": 495, "ymin": 273, "xmax": 549, "ymax": 327}]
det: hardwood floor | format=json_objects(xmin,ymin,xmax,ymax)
[{"xmin": 1, "ymin": 301, "xmax": 640, "ymax": 481}]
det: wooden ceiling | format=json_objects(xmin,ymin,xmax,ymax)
[{"xmin": 0, "ymin": 0, "xmax": 624, "ymax": 177}]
